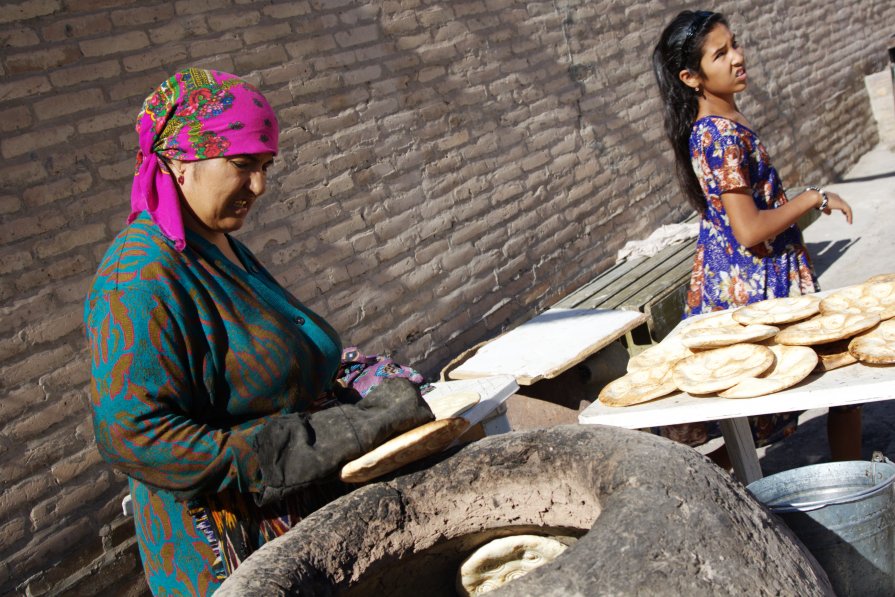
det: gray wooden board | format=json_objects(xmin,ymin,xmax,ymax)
[
  {"xmin": 621, "ymin": 248, "xmax": 694, "ymax": 310},
  {"xmin": 645, "ymin": 283, "xmax": 690, "ymax": 341},
  {"xmin": 601, "ymin": 244, "xmax": 695, "ymax": 310},
  {"xmin": 576, "ymin": 242, "xmax": 689, "ymax": 309},
  {"xmin": 558, "ymin": 214, "xmax": 699, "ymax": 311},
  {"xmin": 554, "ymin": 259, "xmax": 642, "ymax": 309}
]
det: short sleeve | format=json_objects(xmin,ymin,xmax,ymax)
[
  {"xmin": 704, "ymin": 125, "xmax": 751, "ymax": 193},
  {"xmin": 694, "ymin": 119, "xmax": 752, "ymax": 196}
]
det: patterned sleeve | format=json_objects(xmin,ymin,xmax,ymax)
[
  {"xmin": 702, "ymin": 123, "xmax": 751, "ymax": 193},
  {"xmin": 86, "ymin": 287, "xmax": 265, "ymax": 499}
]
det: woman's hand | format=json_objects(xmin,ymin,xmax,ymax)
[
  {"xmin": 253, "ymin": 378, "xmax": 435, "ymax": 505},
  {"xmin": 821, "ymin": 191, "xmax": 853, "ymax": 224}
]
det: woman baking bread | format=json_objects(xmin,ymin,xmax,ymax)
[{"xmin": 84, "ymin": 68, "xmax": 433, "ymax": 595}]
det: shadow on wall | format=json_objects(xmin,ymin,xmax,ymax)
[
  {"xmin": 394, "ymin": 1, "xmax": 690, "ymax": 367},
  {"xmin": 710, "ymin": 3, "xmax": 887, "ymax": 188},
  {"xmin": 289, "ymin": 0, "xmax": 691, "ymax": 370}
]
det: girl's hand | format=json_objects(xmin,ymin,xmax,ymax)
[{"xmin": 822, "ymin": 191, "xmax": 853, "ymax": 224}]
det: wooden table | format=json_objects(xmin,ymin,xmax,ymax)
[{"xmin": 579, "ymin": 361, "xmax": 895, "ymax": 485}]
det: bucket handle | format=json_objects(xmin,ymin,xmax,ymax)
[{"xmin": 766, "ymin": 454, "xmax": 895, "ymax": 514}]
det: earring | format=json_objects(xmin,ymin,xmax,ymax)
[
  {"xmin": 695, "ymin": 85, "xmax": 702, "ymax": 95},
  {"xmin": 177, "ymin": 174, "xmax": 184, "ymax": 184}
]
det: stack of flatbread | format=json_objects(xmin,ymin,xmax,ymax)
[
  {"xmin": 777, "ymin": 279, "xmax": 895, "ymax": 367},
  {"xmin": 598, "ymin": 274, "xmax": 895, "ymax": 407}
]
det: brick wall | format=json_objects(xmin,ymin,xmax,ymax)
[{"xmin": 1, "ymin": 0, "xmax": 892, "ymax": 594}]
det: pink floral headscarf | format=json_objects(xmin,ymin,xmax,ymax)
[{"xmin": 130, "ymin": 68, "xmax": 279, "ymax": 251}]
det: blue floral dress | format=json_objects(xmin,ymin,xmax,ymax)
[
  {"xmin": 684, "ymin": 116, "xmax": 818, "ymax": 317},
  {"xmin": 660, "ymin": 116, "xmax": 819, "ymax": 449}
]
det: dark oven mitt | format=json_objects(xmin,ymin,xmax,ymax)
[{"xmin": 253, "ymin": 378, "xmax": 434, "ymax": 506}]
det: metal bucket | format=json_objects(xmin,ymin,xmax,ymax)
[{"xmin": 747, "ymin": 454, "xmax": 895, "ymax": 597}]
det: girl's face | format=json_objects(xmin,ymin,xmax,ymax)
[
  {"xmin": 682, "ymin": 23, "xmax": 746, "ymax": 100},
  {"xmin": 176, "ymin": 153, "xmax": 275, "ymax": 240}
]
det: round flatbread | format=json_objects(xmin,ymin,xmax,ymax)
[
  {"xmin": 458, "ymin": 535, "xmax": 568, "ymax": 596},
  {"xmin": 819, "ymin": 282, "xmax": 895, "ymax": 320},
  {"xmin": 672, "ymin": 343, "xmax": 774, "ymax": 395},
  {"xmin": 812, "ymin": 339, "xmax": 857, "ymax": 372},
  {"xmin": 626, "ymin": 338, "xmax": 693, "ymax": 373},
  {"xmin": 672, "ymin": 310, "xmax": 739, "ymax": 338},
  {"xmin": 731, "ymin": 295, "xmax": 821, "ymax": 325},
  {"xmin": 866, "ymin": 273, "xmax": 895, "ymax": 284},
  {"xmin": 719, "ymin": 344, "xmax": 818, "ymax": 398},
  {"xmin": 775, "ymin": 312, "xmax": 881, "ymax": 346},
  {"xmin": 425, "ymin": 390, "xmax": 480, "ymax": 419},
  {"xmin": 678, "ymin": 323, "xmax": 779, "ymax": 349},
  {"xmin": 848, "ymin": 319, "xmax": 895, "ymax": 364},
  {"xmin": 598, "ymin": 367, "xmax": 677, "ymax": 407},
  {"xmin": 340, "ymin": 417, "xmax": 470, "ymax": 483}
]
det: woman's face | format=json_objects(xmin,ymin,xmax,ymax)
[
  {"xmin": 176, "ymin": 153, "xmax": 274, "ymax": 239},
  {"xmin": 687, "ymin": 23, "xmax": 747, "ymax": 99}
]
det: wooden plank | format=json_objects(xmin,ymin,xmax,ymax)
[
  {"xmin": 598, "ymin": 242, "xmax": 695, "ymax": 309},
  {"xmin": 616, "ymin": 246, "xmax": 694, "ymax": 309},
  {"xmin": 568, "ymin": 244, "xmax": 683, "ymax": 309},
  {"xmin": 645, "ymin": 281, "xmax": 689, "ymax": 341},
  {"xmin": 720, "ymin": 418, "xmax": 763, "ymax": 484},
  {"xmin": 554, "ymin": 259, "xmax": 642, "ymax": 308},
  {"xmin": 423, "ymin": 375, "xmax": 519, "ymax": 430}
]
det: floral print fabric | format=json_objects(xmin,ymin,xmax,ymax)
[
  {"xmin": 130, "ymin": 68, "xmax": 279, "ymax": 251},
  {"xmin": 684, "ymin": 116, "xmax": 818, "ymax": 317}
]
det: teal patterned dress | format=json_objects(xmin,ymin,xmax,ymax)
[{"xmin": 84, "ymin": 212, "xmax": 342, "ymax": 595}]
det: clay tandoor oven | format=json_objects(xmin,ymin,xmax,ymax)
[{"xmin": 217, "ymin": 425, "xmax": 833, "ymax": 596}]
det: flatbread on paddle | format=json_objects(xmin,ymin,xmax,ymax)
[
  {"xmin": 719, "ymin": 344, "xmax": 818, "ymax": 398},
  {"xmin": 598, "ymin": 367, "xmax": 677, "ymax": 407},
  {"xmin": 458, "ymin": 535, "xmax": 568, "ymax": 597},
  {"xmin": 849, "ymin": 319, "xmax": 895, "ymax": 364},
  {"xmin": 672, "ymin": 343, "xmax": 774, "ymax": 394},
  {"xmin": 732, "ymin": 295, "xmax": 821, "ymax": 325},
  {"xmin": 775, "ymin": 312, "xmax": 881, "ymax": 346},
  {"xmin": 425, "ymin": 390, "xmax": 481, "ymax": 420},
  {"xmin": 340, "ymin": 417, "xmax": 470, "ymax": 483},
  {"xmin": 626, "ymin": 338, "xmax": 693, "ymax": 373},
  {"xmin": 819, "ymin": 281, "xmax": 895, "ymax": 320},
  {"xmin": 679, "ymin": 323, "xmax": 779, "ymax": 349},
  {"xmin": 812, "ymin": 339, "xmax": 858, "ymax": 372}
]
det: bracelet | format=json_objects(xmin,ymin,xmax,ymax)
[{"xmin": 806, "ymin": 186, "xmax": 828, "ymax": 211}]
